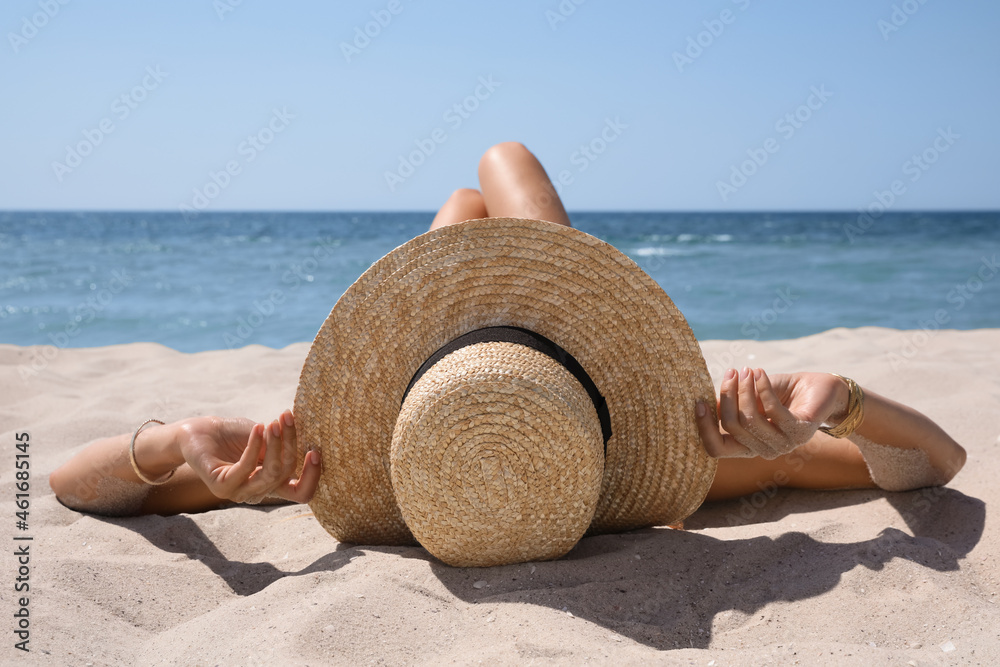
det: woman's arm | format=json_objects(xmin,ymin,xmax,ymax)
[
  {"xmin": 697, "ymin": 368, "xmax": 966, "ymax": 498},
  {"xmin": 49, "ymin": 411, "xmax": 321, "ymax": 516},
  {"xmin": 846, "ymin": 387, "xmax": 966, "ymax": 489}
]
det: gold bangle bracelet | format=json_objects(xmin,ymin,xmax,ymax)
[
  {"xmin": 819, "ymin": 374, "xmax": 865, "ymax": 439},
  {"xmin": 128, "ymin": 419, "xmax": 176, "ymax": 485}
]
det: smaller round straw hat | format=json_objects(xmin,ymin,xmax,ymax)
[{"xmin": 294, "ymin": 217, "xmax": 717, "ymax": 567}]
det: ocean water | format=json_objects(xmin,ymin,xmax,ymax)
[{"xmin": 1, "ymin": 211, "xmax": 998, "ymax": 353}]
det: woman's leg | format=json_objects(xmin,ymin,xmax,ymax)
[
  {"xmin": 430, "ymin": 188, "xmax": 488, "ymax": 230},
  {"xmin": 478, "ymin": 142, "xmax": 571, "ymax": 227},
  {"xmin": 429, "ymin": 143, "xmax": 571, "ymax": 231}
]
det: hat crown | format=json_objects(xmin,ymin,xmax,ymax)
[
  {"xmin": 389, "ymin": 341, "xmax": 604, "ymax": 568},
  {"xmin": 296, "ymin": 217, "xmax": 718, "ymax": 563}
]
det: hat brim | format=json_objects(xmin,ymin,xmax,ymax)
[{"xmin": 295, "ymin": 217, "xmax": 717, "ymax": 546}]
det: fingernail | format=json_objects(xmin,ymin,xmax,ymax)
[
  {"xmin": 283, "ymin": 412, "xmax": 294, "ymax": 427},
  {"xmin": 724, "ymin": 368, "xmax": 736, "ymax": 380},
  {"xmin": 270, "ymin": 421, "xmax": 281, "ymax": 436},
  {"xmin": 696, "ymin": 401, "xmax": 706, "ymax": 417},
  {"xmin": 753, "ymin": 368, "xmax": 762, "ymax": 380},
  {"xmin": 310, "ymin": 449, "xmax": 321, "ymax": 464},
  {"xmin": 740, "ymin": 367, "xmax": 749, "ymax": 380}
]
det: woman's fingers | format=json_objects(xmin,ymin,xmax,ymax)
[
  {"xmin": 237, "ymin": 411, "xmax": 306, "ymax": 503},
  {"xmin": 696, "ymin": 400, "xmax": 753, "ymax": 458},
  {"xmin": 754, "ymin": 369, "xmax": 796, "ymax": 428},
  {"xmin": 227, "ymin": 420, "xmax": 284, "ymax": 502},
  {"xmin": 209, "ymin": 423, "xmax": 269, "ymax": 501},
  {"xmin": 230, "ymin": 423, "xmax": 266, "ymax": 483},
  {"xmin": 718, "ymin": 368, "xmax": 743, "ymax": 433},
  {"xmin": 278, "ymin": 410, "xmax": 297, "ymax": 481},
  {"xmin": 721, "ymin": 368, "xmax": 777, "ymax": 457},
  {"xmin": 260, "ymin": 420, "xmax": 284, "ymax": 481},
  {"xmin": 699, "ymin": 368, "xmax": 812, "ymax": 461},
  {"xmin": 743, "ymin": 369, "xmax": 788, "ymax": 457},
  {"xmin": 278, "ymin": 449, "xmax": 323, "ymax": 504},
  {"xmin": 718, "ymin": 369, "xmax": 763, "ymax": 454}
]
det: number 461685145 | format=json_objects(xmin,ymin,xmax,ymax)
[{"xmin": 15, "ymin": 433, "xmax": 29, "ymax": 524}]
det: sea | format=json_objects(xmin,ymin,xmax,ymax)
[{"xmin": 2, "ymin": 211, "xmax": 998, "ymax": 353}]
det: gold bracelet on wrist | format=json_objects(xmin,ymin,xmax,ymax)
[
  {"xmin": 819, "ymin": 374, "xmax": 865, "ymax": 438},
  {"xmin": 128, "ymin": 419, "xmax": 175, "ymax": 485}
]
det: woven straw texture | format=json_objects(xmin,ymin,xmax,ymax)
[
  {"xmin": 294, "ymin": 217, "xmax": 717, "ymax": 551},
  {"xmin": 391, "ymin": 342, "xmax": 605, "ymax": 567}
]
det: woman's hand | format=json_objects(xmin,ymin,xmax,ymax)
[
  {"xmin": 178, "ymin": 410, "xmax": 321, "ymax": 504},
  {"xmin": 697, "ymin": 368, "xmax": 848, "ymax": 460}
]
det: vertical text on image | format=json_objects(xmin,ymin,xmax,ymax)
[{"xmin": 13, "ymin": 431, "xmax": 32, "ymax": 652}]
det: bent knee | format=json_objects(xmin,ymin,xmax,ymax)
[
  {"xmin": 479, "ymin": 141, "xmax": 536, "ymax": 172},
  {"xmin": 449, "ymin": 187, "xmax": 483, "ymax": 203}
]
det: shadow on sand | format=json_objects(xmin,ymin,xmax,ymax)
[
  {"xmin": 421, "ymin": 486, "xmax": 984, "ymax": 650},
  {"xmin": 99, "ymin": 507, "xmax": 353, "ymax": 596},
  {"xmin": 103, "ymin": 485, "xmax": 983, "ymax": 650}
]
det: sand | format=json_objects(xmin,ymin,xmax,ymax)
[{"xmin": 1, "ymin": 327, "xmax": 998, "ymax": 665}]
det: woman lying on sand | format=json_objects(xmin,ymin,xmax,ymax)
[{"xmin": 49, "ymin": 142, "xmax": 967, "ymax": 522}]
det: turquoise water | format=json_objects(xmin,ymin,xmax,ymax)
[{"xmin": 1, "ymin": 211, "xmax": 998, "ymax": 352}]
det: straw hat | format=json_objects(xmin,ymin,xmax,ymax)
[{"xmin": 294, "ymin": 217, "xmax": 717, "ymax": 567}]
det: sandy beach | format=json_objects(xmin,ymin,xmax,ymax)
[{"xmin": 2, "ymin": 326, "xmax": 997, "ymax": 665}]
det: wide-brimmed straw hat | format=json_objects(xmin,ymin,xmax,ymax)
[{"xmin": 294, "ymin": 217, "xmax": 717, "ymax": 567}]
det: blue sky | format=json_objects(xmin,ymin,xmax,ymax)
[{"xmin": 2, "ymin": 0, "xmax": 997, "ymax": 211}]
